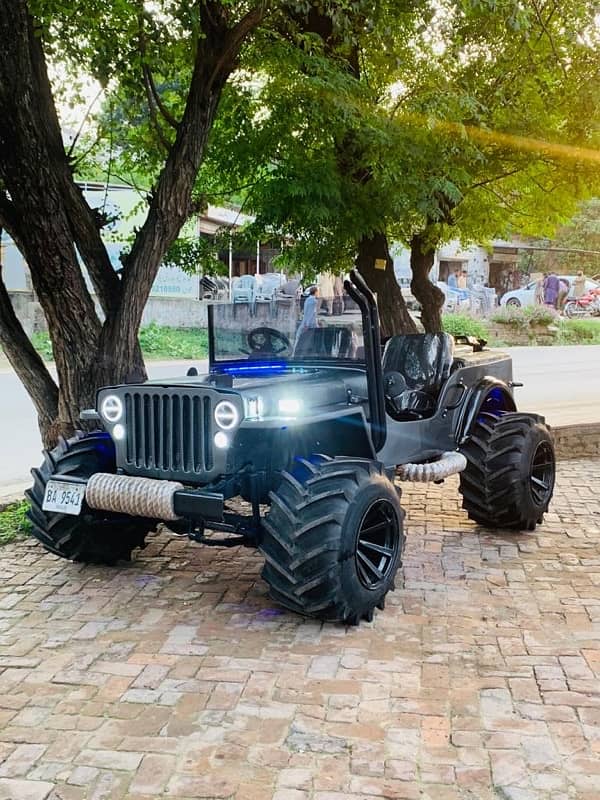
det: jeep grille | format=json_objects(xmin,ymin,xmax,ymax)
[{"xmin": 123, "ymin": 390, "xmax": 214, "ymax": 476}]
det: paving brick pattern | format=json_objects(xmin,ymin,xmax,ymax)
[{"xmin": 0, "ymin": 459, "xmax": 599, "ymax": 800}]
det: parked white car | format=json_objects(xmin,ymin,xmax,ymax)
[{"xmin": 500, "ymin": 275, "xmax": 600, "ymax": 307}]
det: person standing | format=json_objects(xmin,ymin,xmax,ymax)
[
  {"xmin": 317, "ymin": 272, "xmax": 334, "ymax": 315},
  {"xmin": 573, "ymin": 270, "xmax": 586, "ymax": 298},
  {"xmin": 534, "ymin": 275, "xmax": 545, "ymax": 305},
  {"xmin": 556, "ymin": 278, "xmax": 570, "ymax": 311},
  {"xmin": 457, "ymin": 270, "xmax": 468, "ymax": 289},
  {"xmin": 543, "ymin": 272, "xmax": 560, "ymax": 308},
  {"xmin": 447, "ymin": 270, "xmax": 458, "ymax": 289}
]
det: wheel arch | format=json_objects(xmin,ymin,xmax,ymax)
[{"xmin": 455, "ymin": 379, "xmax": 517, "ymax": 444}]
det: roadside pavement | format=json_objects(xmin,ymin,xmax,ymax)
[{"xmin": 0, "ymin": 461, "xmax": 598, "ymax": 799}]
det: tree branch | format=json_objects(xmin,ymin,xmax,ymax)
[
  {"xmin": 142, "ymin": 65, "xmax": 171, "ymax": 151},
  {"xmin": 143, "ymin": 64, "xmax": 179, "ymax": 129},
  {"xmin": 66, "ymin": 87, "xmax": 104, "ymax": 159},
  {"xmin": 0, "ymin": 231, "xmax": 59, "ymax": 444},
  {"xmin": 467, "ymin": 166, "xmax": 526, "ymax": 191},
  {"xmin": 209, "ymin": 3, "xmax": 270, "ymax": 86},
  {"xmin": 117, "ymin": 2, "xmax": 267, "ymax": 335},
  {"xmin": 530, "ymin": 0, "xmax": 568, "ymax": 82}
]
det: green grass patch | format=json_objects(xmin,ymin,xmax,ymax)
[
  {"xmin": 442, "ymin": 313, "xmax": 489, "ymax": 340},
  {"xmin": 0, "ymin": 500, "xmax": 31, "ymax": 546},
  {"xmin": 490, "ymin": 305, "xmax": 560, "ymax": 329},
  {"xmin": 137, "ymin": 323, "xmax": 208, "ymax": 359},
  {"xmin": 30, "ymin": 331, "xmax": 54, "ymax": 361},
  {"xmin": 31, "ymin": 324, "xmax": 209, "ymax": 362},
  {"xmin": 557, "ymin": 318, "xmax": 600, "ymax": 345}
]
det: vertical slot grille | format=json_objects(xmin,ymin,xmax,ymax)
[{"xmin": 123, "ymin": 390, "xmax": 213, "ymax": 476}]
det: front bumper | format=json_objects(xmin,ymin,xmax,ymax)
[{"xmin": 52, "ymin": 473, "xmax": 224, "ymax": 523}]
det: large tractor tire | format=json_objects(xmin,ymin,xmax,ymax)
[
  {"xmin": 260, "ymin": 455, "xmax": 405, "ymax": 624},
  {"xmin": 459, "ymin": 412, "xmax": 555, "ymax": 531},
  {"xmin": 27, "ymin": 431, "xmax": 156, "ymax": 564}
]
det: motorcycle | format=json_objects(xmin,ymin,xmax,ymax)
[{"xmin": 564, "ymin": 288, "xmax": 600, "ymax": 319}]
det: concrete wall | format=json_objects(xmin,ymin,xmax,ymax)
[
  {"xmin": 7, "ymin": 291, "xmax": 211, "ymax": 334},
  {"xmin": 141, "ymin": 297, "xmax": 208, "ymax": 328},
  {"xmin": 6, "ymin": 291, "xmax": 45, "ymax": 336}
]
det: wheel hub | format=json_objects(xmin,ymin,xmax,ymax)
[
  {"xmin": 529, "ymin": 441, "xmax": 555, "ymax": 507},
  {"xmin": 355, "ymin": 499, "xmax": 400, "ymax": 590}
]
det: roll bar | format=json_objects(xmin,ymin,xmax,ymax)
[{"xmin": 344, "ymin": 270, "xmax": 387, "ymax": 451}]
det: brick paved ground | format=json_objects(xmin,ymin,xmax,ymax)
[{"xmin": 0, "ymin": 459, "xmax": 599, "ymax": 800}]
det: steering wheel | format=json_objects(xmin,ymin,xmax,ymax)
[{"xmin": 247, "ymin": 327, "xmax": 290, "ymax": 355}]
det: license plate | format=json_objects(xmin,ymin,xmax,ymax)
[{"xmin": 42, "ymin": 480, "xmax": 86, "ymax": 516}]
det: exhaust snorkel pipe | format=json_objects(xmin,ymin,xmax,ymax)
[{"xmin": 344, "ymin": 269, "xmax": 387, "ymax": 451}]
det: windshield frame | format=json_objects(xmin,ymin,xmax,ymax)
[{"xmin": 207, "ymin": 303, "xmax": 367, "ymax": 373}]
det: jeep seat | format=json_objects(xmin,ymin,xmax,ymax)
[{"xmin": 381, "ymin": 333, "xmax": 454, "ymax": 419}]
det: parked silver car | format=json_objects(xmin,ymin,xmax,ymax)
[{"xmin": 500, "ymin": 275, "xmax": 600, "ymax": 307}]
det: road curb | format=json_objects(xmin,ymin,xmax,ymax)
[{"xmin": 552, "ymin": 422, "xmax": 600, "ymax": 460}]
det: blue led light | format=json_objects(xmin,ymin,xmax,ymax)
[{"xmin": 217, "ymin": 362, "xmax": 292, "ymax": 376}]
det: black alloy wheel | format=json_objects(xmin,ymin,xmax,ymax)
[
  {"xmin": 530, "ymin": 441, "xmax": 555, "ymax": 507},
  {"xmin": 355, "ymin": 499, "xmax": 400, "ymax": 590}
]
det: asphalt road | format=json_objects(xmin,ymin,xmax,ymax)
[{"xmin": 0, "ymin": 345, "xmax": 598, "ymax": 490}]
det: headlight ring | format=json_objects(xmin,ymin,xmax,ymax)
[
  {"xmin": 101, "ymin": 394, "xmax": 123, "ymax": 423},
  {"xmin": 214, "ymin": 400, "xmax": 239, "ymax": 430}
]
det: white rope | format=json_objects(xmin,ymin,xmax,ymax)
[
  {"xmin": 397, "ymin": 451, "xmax": 467, "ymax": 483},
  {"xmin": 86, "ymin": 473, "xmax": 183, "ymax": 520}
]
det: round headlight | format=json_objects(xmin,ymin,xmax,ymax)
[
  {"xmin": 101, "ymin": 394, "xmax": 123, "ymax": 423},
  {"xmin": 214, "ymin": 400, "xmax": 239, "ymax": 430}
]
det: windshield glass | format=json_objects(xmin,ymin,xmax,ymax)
[{"xmin": 210, "ymin": 300, "xmax": 365, "ymax": 365}]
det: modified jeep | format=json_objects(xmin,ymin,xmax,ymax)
[{"xmin": 28, "ymin": 271, "xmax": 555, "ymax": 623}]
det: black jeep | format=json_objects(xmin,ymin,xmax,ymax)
[{"xmin": 28, "ymin": 272, "xmax": 555, "ymax": 623}]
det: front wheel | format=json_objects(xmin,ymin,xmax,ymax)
[
  {"xmin": 506, "ymin": 297, "xmax": 521, "ymax": 308},
  {"xmin": 564, "ymin": 300, "xmax": 586, "ymax": 319},
  {"xmin": 260, "ymin": 456, "xmax": 405, "ymax": 623},
  {"xmin": 459, "ymin": 412, "xmax": 555, "ymax": 531},
  {"xmin": 27, "ymin": 431, "xmax": 156, "ymax": 564}
]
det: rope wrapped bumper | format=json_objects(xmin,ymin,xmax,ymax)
[
  {"xmin": 397, "ymin": 451, "xmax": 467, "ymax": 483},
  {"xmin": 86, "ymin": 473, "xmax": 183, "ymax": 520}
]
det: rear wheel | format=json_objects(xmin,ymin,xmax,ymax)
[
  {"xmin": 564, "ymin": 300, "xmax": 585, "ymax": 318},
  {"xmin": 27, "ymin": 431, "xmax": 156, "ymax": 564},
  {"xmin": 459, "ymin": 412, "xmax": 555, "ymax": 531},
  {"xmin": 506, "ymin": 297, "xmax": 521, "ymax": 308},
  {"xmin": 260, "ymin": 456, "xmax": 405, "ymax": 623}
]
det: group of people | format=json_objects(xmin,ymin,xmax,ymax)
[{"xmin": 536, "ymin": 270, "xmax": 586, "ymax": 311}]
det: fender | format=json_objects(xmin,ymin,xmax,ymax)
[{"xmin": 455, "ymin": 378, "xmax": 516, "ymax": 444}]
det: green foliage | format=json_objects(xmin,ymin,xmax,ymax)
[
  {"xmin": 190, "ymin": 0, "xmax": 600, "ymax": 274},
  {"xmin": 0, "ymin": 501, "xmax": 31, "ymax": 546},
  {"xmin": 164, "ymin": 236, "xmax": 227, "ymax": 276},
  {"xmin": 491, "ymin": 305, "xmax": 560, "ymax": 329},
  {"xmin": 136, "ymin": 324, "xmax": 208, "ymax": 359},
  {"xmin": 557, "ymin": 319, "xmax": 600, "ymax": 345},
  {"xmin": 524, "ymin": 198, "xmax": 600, "ymax": 276},
  {"xmin": 30, "ymin": 332, "xmax": 54, "ymax": 361},
  {"xmin": 32, "ymin": 325, "xmax": 208, "ymax": 361},
  {"xmin": 442, "ymin": 313, "xmax": 488, "ymax": 339}
]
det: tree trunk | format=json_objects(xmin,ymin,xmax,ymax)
[
  {"xmin": 355, "ymin": 233, "xmax": 417, "ymax": 338},
  {"xmin": 410, "ymin": 233, "xmax": 445, "ymax": 333}
]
